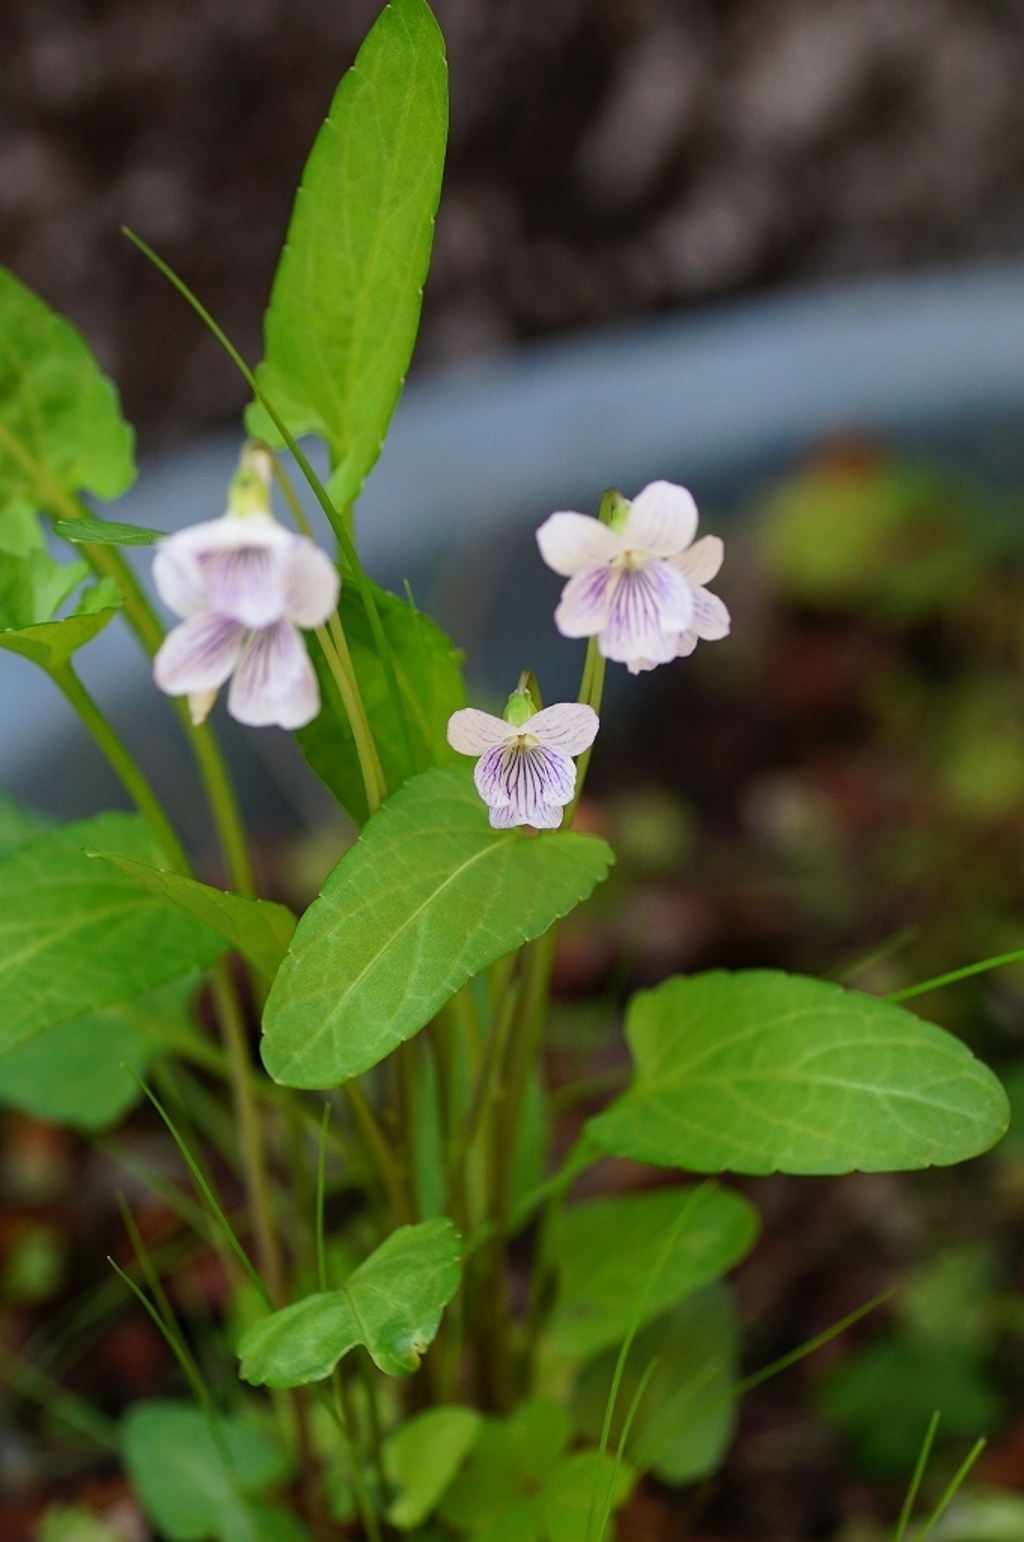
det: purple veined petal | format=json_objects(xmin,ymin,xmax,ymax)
[
  {"xmin": 554, "ymin": 563, "xmax": 616, "ymax": 639},
  {"xmin": 536, "ymin": 512, "xmax": 622, "ymax": 577},
  {"xmin": 672, "ymin": 534, "xmax": 724, "ymax": 587},
  {"xmin": 598, "ymin": 559, "xmax": 692, "ymax": 666},
  {"xmin": 228, "ymin": 619, "xmax": 320, "ymax": 729},
  {"xmin": 282, "ymin": 538, "xmax": 341, "ymax": 628},
  {"xmin": 476, "ymin": 742, "xmax": 576, "ymax": 823},
  {"xmin": 691, "ymin": 586, "xmax": 731, "ymax": 640},
  {"xmin": 199, "ymin": 543, "xmax": 289, "ymax": 629},
  {"xmin": 152, "ymin": 543, "xmax": 205, "ymax": 619},
  {"xmin": 489, "ymin": 800, "xmax": 564, "ymax": 829},
  {"xmin": 525, "ymin": 703, "xmax": 599, "ymax": 756},
  {"xmin": 448, "ymin": 708, "xmax": 512, "ymax": 756},
  {"xmin": 625, "ymin": 656, "xmax": 661, "ymax": 675},
  {"xmin": 673, "ymin": 629, "xmax": 699, "ymax": 659},
  {"xmin": 623, "ymin": 481, "xmax": 699, "ymax": 557},
  {"xmin": 154, "ymin": 613, "xmax": 245, "ymax": 696}
]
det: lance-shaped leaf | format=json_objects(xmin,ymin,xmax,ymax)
[
  {"xmin": 588, "ymin": 970, "xmax": 1010, "ymax": 1176},
  {"xmin": 548, "ymin": 1183, "xmax": 758, "ymax": 1360},
  {"xmin": 0, "ymin": 813, "xmax": 225, "ymax": 1055},
  {"xmin": 94, "ymin": 855, "xmax": 297, "ymax": 978},
  {"xmin": 0, "ymin": 265, "xmax": 135, "ymax": 512},
  {"xmin": 246, "ymin": 0, "xmax": 447, "ymax": 511},
  {"xmin": 261, "ymin": 766, "xmax": 613, "ymax": 1087},
  {"xmin": 238, "ymin": 1218, "xmax": 461, "ymax": 1386},
  {"xmin": 52, "ymin": 515, "xmax": 162, "ymax": 546},
  {"xmin": 297, "ymin": 578, "xmax": 466, "ymax": 825}
]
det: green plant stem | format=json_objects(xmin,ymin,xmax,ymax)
[
  {"xmin": 122, "ymin": 226, "xmax": 415, "ymax": 781},
  {"xmin": 343, "ymin": 1078, "xmax": 414, "ymax": 1224},
  {"xmin": 50, "ymin": 660, "xmax": 190, "ymax": 872},
  {"xmin": 894, "ymin": 1413, "xmax": 941, "ymax": 1542},
  {"xmin": 212, "ymin": 963, "xmax": 285, "ymax": 1307},
  {"xmin": 566, "ymin": 637, "xmax": 606, "ymax": 827},
  {"xmin": 266, "ymin": 446, "xmax": 386, "ymax": 813},
  {"xmin": 330, "ymin": 1369, "xmax": 383, "ymax": 1542}
]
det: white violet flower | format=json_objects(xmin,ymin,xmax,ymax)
[
  {"xmin": 152, "ymin": 448, "xmax": 339, "ymax": 729},
  {"xmin": 447, "ymin": 686, "xmax": 599, "ymax": 829},
  {"xmin": 536, "ymin": 479, "xmax": 730, "ymax": 674}
]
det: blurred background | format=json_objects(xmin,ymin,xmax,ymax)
[
  {"xmin": 3, "ymin": 0, "xmax": 1024, "ymax": 449},
  {"xmin": 7, "ymin": 5, "xmax": 1024, "ymax": 1542}
]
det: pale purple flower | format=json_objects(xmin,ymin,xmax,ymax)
[
  {"xmin": 152, "ymin": 510, "xmax": 339, "ymax": 729},
  {"xmin": 536, "ymin": 479, "xmax": 730, "ymax": 674},
  {"xmin": 447, "ymin": 701, "xmax": 599, "ymax": 829}
]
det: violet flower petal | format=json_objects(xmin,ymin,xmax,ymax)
[
  {"xmin": 598, "ymin": 560, "xmax": 692, "ymax": 666},
  {"xmin": 536, "ymin": 512, "xmax": 622, "ymax": 577},
  {"xmin": 623, "ymin": 481, "xmax": 698, "ymax": 556},
  {"xmin": 525, "ymin": 703, "xmax": 599, "ymax": 756},
  {"xmin": 154, "ymin": 613, "xmax": 245, "ymax": 695},
  {"xmin": 554, "ymin": 562, "xmax": 616, "ymax": 639},
  {"xmin": 448, "ymin": 709, "xmax": 513, "ymax": 756},
  {"xmin": 228, "ymin": 619, "xmax": 320, "ymax": 729}
]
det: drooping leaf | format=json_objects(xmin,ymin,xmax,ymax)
[
  {"xmin": 0, "ymin": 548, "xmax": 88, "ymax": 629},
  {"xmin": 121, "ymin": 1400, "xmax": 301, "ymax": 1542},
  {"xmin": 247, "ymin": 0, "xmax": 447, "ymax": 512},
  {"xmin": 262, "ymin": 766, "xmax": 613, "ymax": 1087},
  {"xmin": 0, "ymin": 977, "xmax": 199, "ymax": 1132},
  {"xmin": 95, "ymin": 855, "xmax": 296, "ymax": 979},
  {"xmin": 384, "ymin": 1407, "xmax": 482, "ymax": 1530},
  {"xmin": 548, "ymin": 1184, "xmax": 758, "ymax": 1360},
  {"xmin": 238, "ymin": 1218, "xmax": 461, "ymax": 1386},
  {"xmin": 0, "ymin": 265, "xmax": 135, "ymax": 511},
  {"xmin": 575, "ymin": 1284, "xmax": 740, "ymax": 1486},
  {"xmin": 0, "ymin": 814, "xmax": 225, "ymax": 1055},
  {"xmin": 52, "ymin": 515, "xmax": 162, "ymax": 546},
  {"xmin": 588, "ymin": 971, "xmax": 1010, "ymax": 1176},
  {"xmin": 296, "ymin": 579, "xmax": 465, "ymax": 825}
]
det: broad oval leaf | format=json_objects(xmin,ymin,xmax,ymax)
[
  {"xmin": 0, "ymin": 814, "xmax": 225, "ymax": 1054},
  {"xmin": 587, "ymin": 970, "xmax": 1010, "ymax": 1176},
  {"xmin": 247, "ymin": 0, "xmax": 447, "ymax": 512},
  {"xmin": 384, "ymin": 1407, "xmax": 482, "ymax": 1530},
  {"xmin": 238, "ymin": 1218, "xmax": 461, "ymax": 1386},
  {"xmin": 549, "ymin": 1183, "xmax": 758, "ymax": 1360},
  {"xmin": 0, "ymin": 265, "xmax": 135, "ymax": 511},
  {"xmin": 298, "ymin": 579, "xmax": 466, "ymax": 826},
  {"xmin": 95, "ymin": 854, "xmax": 296, "ymax": 979},
  {"xmin": 261, "ymin": 766, "xmax": 613, "ymax": 1087},
  {"xmin": 0, "ymin": 978, "xmax": 198, "ymax": 1132},
  {"xmin": 122, "ymin": 1400, "xmax": 296, "ymax": 1542}
]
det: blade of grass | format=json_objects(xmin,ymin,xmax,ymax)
[
  {"xmin": 121, "ymin": 226, "xmax": 413, "ymax": 783},
  {"xmin": 132, "ymin": 1072, "xmax": 273, "ymax": 1310},
  {"xmin": 886, "ymin": 947, "xmax": 1024, "ymax": 1002},
  {"xmin": 909, "ymin": 1437, "xmax": 987, "ymax": 1542},
  {"xmin": 894, "ymin": 1412, "xmax": 941, "ymax": 1542},
  {"xmin": 593, "ymin": 1357, "xmax": 658, "ymax": 1542}
]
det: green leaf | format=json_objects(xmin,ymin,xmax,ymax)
[
  {"xmin": 0, "ymin": 787, "xmax": 49, "ymax": 861},
  {"xmin": 262, "ymin": 766, "xmax": 613, "ymax": 1087},
  {"xmin": 575, "ymin": 1284, "xmax": 739, "ymax": 1486},
  {"xmin": 52, "ymin": 516, "xmax": 162, "ymax": 545},
  {"xmin": 0, "ymin": 814, "xmax": 225, "ymax": 1055},
  {"xmin": 437, "ymin": 1402, "xmax": 633, "ymax": 1542},
  {"xmin": 94, "ymin": 855, "xmax": 297, "ymax": 979},
  {"xmin": 384, "ymin": 1407, "xmax": 482, "ymax": 1530},
  {"xmin": 587, "ymin": 970, "xmax": 1010, "ymax": 1176},
  {"xmin": 238, "ymin": 1218, "xmax": 461, "ymax": 1386},
  {"xmin": 297, "ymin": 580, "xmax": 465, "ymax": 825},
  {"xmin": 121, "ymin": 1400, "xmax": 300, "ymax": 1542},
  {"xmin": 247, "ymin": 0, "xmax": 447, "ymax": 512},
  {"xmin": 548, "ymin": 1184, "xmax": 758, "ymax": 1360},
  {"xmin": 0, "ymin": 265, "xmax": 135, "ymax": 510},
  {"xmin": 0, "ymin": 977, "xmax": 198, "ymax": 1132},
  {"xmin": 0, "ymin": 548, "xmax": 88, "ymax": 629},
  {"xmin": 0, "ymin": 604, "xmax": 120, "ymax": 669}
]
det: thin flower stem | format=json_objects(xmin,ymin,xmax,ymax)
[
  {"xmin": 315, "ymin": 1103, "xmax": 331, "ymax": 1292},
  {"xmin": 566, "ymin": 638, "xmax": 606, "ymax": 827},
  {"xmin": 265, "ymin": 447, "xmax": 386, "ymax": 814},
  {"xmin": 212, "ymin": 963, "xmax": 285, "ymax": 1307},
  {"xmin": 122, "ymin": 226, "xmax": 415, "ymax": 782},
  {"xmin": 330, "ymin": 1369, "xmax": 383, "ymax": 1542},
  {"xmin": 343, "ymin": 1078, "xmax": 414, "ymax": 1224},
  {"xmin": 50, "ymin": 660, "xmax": 190, "ymax": 873}
]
